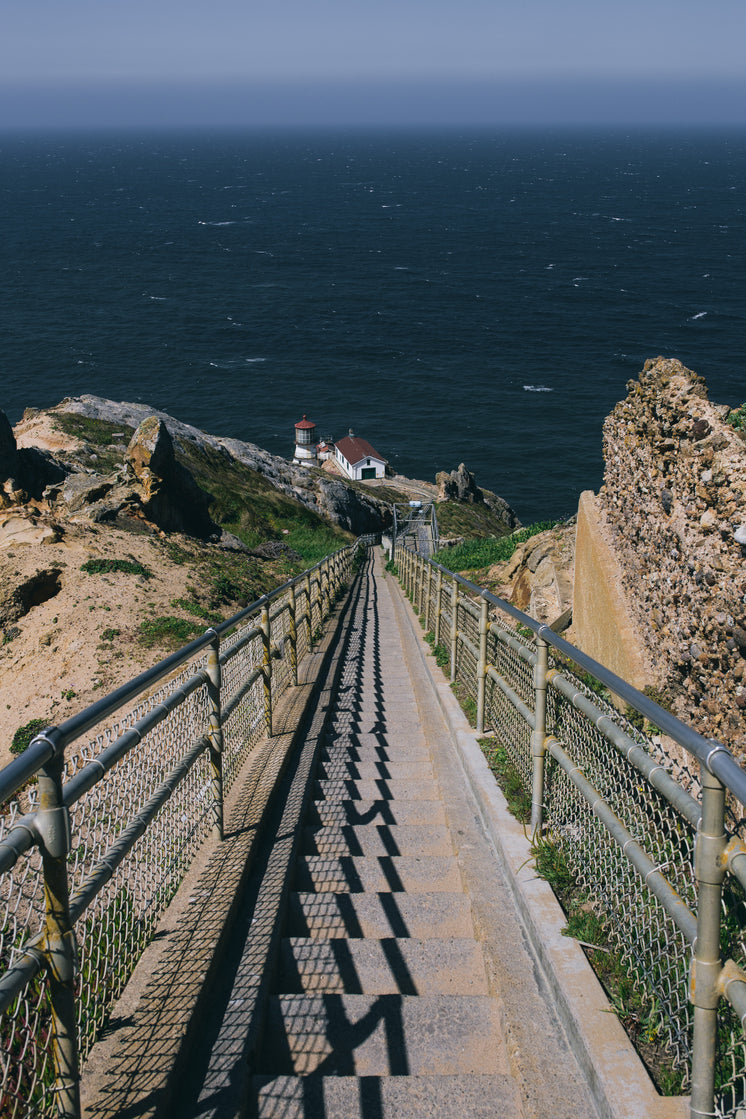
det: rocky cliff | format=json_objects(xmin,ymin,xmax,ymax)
[{"xmin": 597, "ymin": 357, "xmax": 746, "ymax": 752}]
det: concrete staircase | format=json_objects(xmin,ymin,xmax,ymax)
[{"xmin": 250, "ymin": 555, "xmax": 523, "ymax": 1117}]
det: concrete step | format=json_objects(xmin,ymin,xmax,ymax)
[
  {"xmin": 318, "ymin": 760, "xmax": 435, "ymax": 781},
  {"xmin": 253, "ymin": 1073, "xmax": 523, "ymax": 1118},
  {"xmin": 279, "ymin": 937, "xmax": 489, "ymax": 996},
  {"xmin": 295, "ymin": 855, "xmax": 463, "ymax": 894},
  {"xmin": 302, "ymin": 824, "xmax": 453, "ymax": 858},
  {"xmin": 315, "ymin": 779, "xmax": 441, "ymax": 802},
  {"xmin": 262, "ymin": 993, "xmax": 509, "ymax": 1076},
  {"xmin": 321, "ymin": 742, "xmax": 431, "ymax": 763},
  {"xmin": 309, "ymin": 799, "xmax": 448, "ymax": 828},
  {"xmin": 287, "ymin": 891, "xmax": 475, "ymax": 940},
  {"xmin": 324, "ymin": 732, "xmax": 428, "ymax": 754}
]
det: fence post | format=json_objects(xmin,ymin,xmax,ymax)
[
  {"xmin": 304, "ymin": 571, "xmax": 312, "ymax": 650},
  {"xmin": 288, "ymin": 582, "xmax": 298, "ymax": 685},
  {"xmin": 476, "ymin": 597, "xmax": 489, "ymax": 734},
  {"xmin": 450, "ymin": 576, "xmax": 458, "ymax": 684},
  {"xmin": 261, "ymin": 600, "xmax": 273, "ymax": 737},
  {"xmin": 690, "ymin": 757, "xmax": 727, "ymax": 1119},
  {"xmin": 530, "ymin": 636, "xmax": 549, "ymax": 834},
  {"xmin": 37, "ymin": 746, "xmax": 80, "ymax": 1119},
  {"xmin": 206, "ymin": 630, "xmax": 224, "ymax": 841},
  {"xmin": 424, "ymin": 562, "xmax": 431, "ymax": 633},
  {"xmin": 435, "ymin": 568, "xmax": 443, "ymax": 648}
]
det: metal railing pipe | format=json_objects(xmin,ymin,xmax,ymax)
[
  {"xmin": 476, "ymin": 597, "xmax": 488, "ymax": 734},
  {"xmin": 37, "ymin": 749, "xmax": 80, "ymax": 1118},
  {"xmin": 486, "ymin": 665, "xmax": 535, "ymax": 728},
  {"xmin": 531, "ymin": 637, "xmax": 549, "ymax": 833},
  {"xmin": 206, "ymin": 629, "xmax": 224, "ymax": 841},
  {"xmin": 690, "ymin": 763, "xmax": 727, "ymax": 1119}
]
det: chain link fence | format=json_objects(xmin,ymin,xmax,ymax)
[
  {"xmin": 0, "ymin": 543, "xmax": 356, "ymax": 1118},
  {"xmin": 397, "ymin": 542, "xmax": 746, "ymax": 1119}
]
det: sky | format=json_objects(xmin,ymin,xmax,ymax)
[{"xmin": 1, "ymin": 0, "xmax": 745, "ymax": 129}]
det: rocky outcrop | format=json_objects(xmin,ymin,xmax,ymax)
[
  {"xmin": 315, "ymin": 478, "xmax": 390, "ymax": 535},
  {"xmin": 0, "ymin": 409, "xmax": 66, "ymax": 506},
  {"xmin": 436, "ymin": 463, "xmax": 521, "ymax": 531},
  {"xmin": 126, "ymin": 417, "xmax": 217, "ymax": 539},
  {"xmin": 596, "ymin": 356, "xmax": 746, "ymax": 751}
]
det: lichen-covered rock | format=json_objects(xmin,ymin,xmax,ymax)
[{"xmin": 597, "ymin": 356, "xmax": 746, "ymax": 753}]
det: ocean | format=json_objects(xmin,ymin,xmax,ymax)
[{"xmin": 1, "ymin": 128, "xmax": 744, "ymax": 523}]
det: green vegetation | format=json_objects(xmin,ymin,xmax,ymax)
[
  {"xmin": 11, "ymin": 718, "xmax": 49, "ymax": 756},
  {"xmin": 435, "ymin": 499, "xmax": 521, "ymax": 539},
  {"xmin": 101, "ymin": 627, "xmax": 120, "ymax": 642},
  {"xmin": 528, "ymin": 833, "xmax": 686, "ymax": 1095},
  {"xmin": 81, "ymin": 558, "xmax": 151, "ymax": 577},
  {"xmin": 433, "ymin": 520, "xmax": 559, "ymax": 572},
  {"xmin": 424, "ymin": 631, "xmax": 450, "ymax": 670},
  {"xmin": 170, "ymin": 597, "xmax": 222, "ymax": 624},
  {"xmin": 54, "ymin": 413, "xmax": 135, "ymax": 473},
  {"xmin": 174, "ymin": 438, "xmax": 352, "ymax": 561},
  {"xmin": 138, "ymin": 616, "xmax": 204, "ymax": 650},
  {"xmin": 727, "ymin": 403, "xmax": 746, "ymax": 433},
  {"xmin": 480, "ymin": 739, "xmax": 532, "ymax": 823}
]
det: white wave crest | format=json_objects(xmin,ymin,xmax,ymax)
[{"xmin": 523, "ymin": 384, "xmax": 553, "ymax": 393}]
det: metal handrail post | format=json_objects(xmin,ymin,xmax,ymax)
[
  {"xmin": 477, "ymin": 597, "xmax": 488, "ymax": 734},
  {"xmin": 530, "ymin": 637, "xmax": 549, "ymax": 833},
  {"xmin": 288, "ymin": 582, "xmax": 298, "ymax": 685},
  {"xmin": 424, "ymin": 563, "xmax": 431, "ymax": 633},
  {"xmin": 206, "ymin": 630, "xmax": 224, "ymax": 841},
  {"xmin": 37, "ymin": 749, "xmax": 80, "ymax": 1119},
  {"xmin": 435, "ymin": 568, "xmax": 443, "ymax": 648},
  {"xmin": 304, "ymin": 571, "xmax": 312, "ymax": 649},
  {"xmin": 450, "ymin": 575, "xmax": 458, "ymax": 684},
  {"xmin": 690, "ymin": 760, "xmax": 727, "ymax": 1119},
  {"xmin": 261, "ymin": 602, "xmax": 273, "ymax": 737}
]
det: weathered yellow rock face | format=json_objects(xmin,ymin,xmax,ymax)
[
  {"xmin": 574, "ymin": 491, "xmax": 653, "ymax": 694},
  {"xmin": 577, "ymin": 356, "xmax": 746, "ymax": 754}
]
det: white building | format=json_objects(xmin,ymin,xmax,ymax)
[{"xmin": 334, "ymin": 431, "xmax": 387, "ymax": 481}]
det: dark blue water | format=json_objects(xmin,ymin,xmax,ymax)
[{"xmin": 2, "ymin": 128, "xmax": 744, "ymax": 522}]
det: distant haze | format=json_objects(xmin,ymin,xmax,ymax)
[
  {"xmin": 1, "ymin": 79, "xmax": 745, "ymax": 131},
  {"xmin": 2, "ymin": 0, "xmax": 745, "ymax": 130}
]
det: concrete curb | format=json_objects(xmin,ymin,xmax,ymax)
[{"xmin": 391, "ymin": 572, "xmax": 689, "ymax": 1119}]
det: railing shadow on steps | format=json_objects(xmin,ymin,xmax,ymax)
[
  {"xmin": 0, "ymin": 537, "xmax": 375, "ymax": 1119},
  {"xmin": 394, "ymin": 540, "xmax": 746, "ymax": 1119}
]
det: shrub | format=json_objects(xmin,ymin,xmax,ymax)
[
  {"xmin": 11, "ymin": 718, "xmax": 49, "ymax": 756},
  {"xmin": 81, "ymin": 559, "xmax": 150, "ymax": 578}
]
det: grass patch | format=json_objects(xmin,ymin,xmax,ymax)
[
  {"xmin": 54, "ymin": 413, "xmax": 134, "ymax": 473},
  {"xmin": 527, "ymin": 832, "xmax": 686, "ymax": 1095},
  {"xmin": 138, "ymin": 616, "xmax": 205, "ymax": 650},
  {"xmin": 479, "ymin": 739, "xmax": 532, "ymax": 823},
  {"xmin": 433, "ymin": 520, "xmax": 559, "ymax": 572},
  {"xmin": 11, "ymin": 718, "xmax": 49, "ymax": 756},
  {"xmin": 81, "ymin": 558, "xmax": 151, "ymax": 578},
  {"xmin": 434, "ymin": 497, "xmax": 520, "ymax": 539},
  {"xmin": 171, "ymin": 597, "xmax": 222, "ymax": 624},
  {"xmin": 451, "ymin": 680, "xmax": 477, "ymax": 726}
]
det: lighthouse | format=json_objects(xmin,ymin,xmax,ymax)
[{"xmin": 293, "ymin": 415, "xmax": 318, "ymax": 467}]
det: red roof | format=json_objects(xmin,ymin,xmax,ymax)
[
  {"xmin": 335, "ymin": 435, "xmax": 385, "ymax": 467},
  {"xmin": 294, "ymin": 415, "xmax": 316, "ymax": 430}
]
